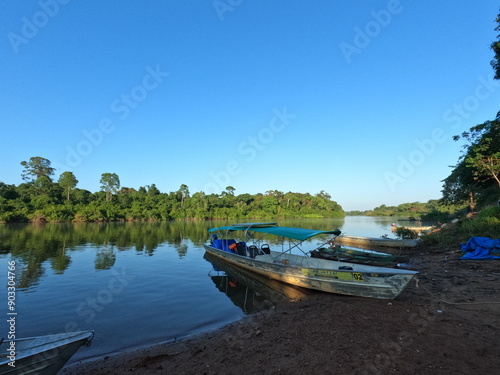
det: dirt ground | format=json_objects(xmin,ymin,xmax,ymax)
[{"xmin": 61, "ymin": 246, "xmax": 500, "ymax": 375}]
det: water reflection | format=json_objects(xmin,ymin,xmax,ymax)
[
  {"xmin": 204, "ymin": 252, "xmax": 309, "ymax": 314},
  {"xmin": 95, "ymin": 246, "xmax": 116, "ymax": 270},
  {"xmin": 0, "ymin": 221, "xmax": 228, "ymax": 289},
  {"xmin": 0, "ymin": 216, "xmax": 397, "ymax": 291}
]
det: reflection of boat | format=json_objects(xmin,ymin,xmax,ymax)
[
  {"xmin": 310, "ymin": 247, "xmax": 410, "ymax": 268},
  {"xmin": 0, "ymin": 330, "xmax": 94, "ymax": 375},
  {"xmin": 204, "ymin": 252, "xmax": 309, "ymax": 312},
  {"xmin": 204, "ymin": 223, "xmax": 419, "ymax": 300},
  {"xmin": 333, "ymin": 235, "xmax": 419, "ymax": 249}
]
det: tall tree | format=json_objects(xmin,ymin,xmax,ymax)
[
  {"xmin": 443, "ymin": 9, "xmax": 500, "ymax": 206},
  {"xmin": 177, "ymin": 184, "xmax": 189, "ymax": 208},
  {"xmin": 491, "ymin": 10, "xmax": 500, "ymax": 79},
  {"xmin": 453, "ymin": 116, "xmax": 500, "ymax": 191},
  {"xmin": 20, "ymin": 157, "xmax": 55, "ymax": 182},
  {"xmin": 100, "ymin": 173, "xmax": 120, "ymax": 202},
  {"xmin": 58, "ymin": 171, "xmax": 79, "ymax": 201}
]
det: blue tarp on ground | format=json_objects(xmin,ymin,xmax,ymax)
[{"xmin": 460, "ymin": 237, "xmax": 500, "ymax": 260}]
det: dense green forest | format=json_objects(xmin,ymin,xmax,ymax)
[
  {"xmin": 0, "ymin": 158, "xmax": 344, "ymax": 223},
  {"xmin": 2, "ymin": 12, "xmax": 499, "ymax": 225},
  {"xmin": 346, "ymin": 200, "xmax": 466, "ymax": 221}
]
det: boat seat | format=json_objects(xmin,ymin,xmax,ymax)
[
  {"xmin": 236, "ymin": 242, "xmax": 247, "ymax": 256},
  {"xmin": 261, "ymin": 244, "xmax": 270, "ymax": 255},
  {"xmin": 247, "ymin": 245, "xmax": 258, "ymax": 258}
]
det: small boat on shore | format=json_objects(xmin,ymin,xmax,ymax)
[
  {"xmin": 204, "ymin": 223, "xmax": 419, "ymax": 300},
  {"xmin": 0, "ymin": 330, "xmax": 94, "ymax": 375},
  {"xmin": 333, "ymin": 235, "xmax": 419, "ymax": 249},
  {"xmin": 310, "ymin": 247, "xmax": 410, "ymax": 267}
]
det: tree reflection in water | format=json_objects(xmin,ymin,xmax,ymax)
[{"xmin": 0, "ymin": 221, "xmax": 228, "ymax": 289}]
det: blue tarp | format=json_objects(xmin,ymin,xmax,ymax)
[
  {"xmin": 460, "ymin": 237, "xmax": 500, "ymax": 260},
  {"xmin": 212, "ymin": 239, "xmax": 236, "ymax": 252}
]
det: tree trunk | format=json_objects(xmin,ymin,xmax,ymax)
[{"xmin": 468, "ymin": 192, "xmax": 476, "ymax": 211}]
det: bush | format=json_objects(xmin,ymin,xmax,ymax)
[
  {"xmin": 394, "ymin": 226, "xmax": 419, "ymax": 239},
  {"xmin": 421, "ymin": 206, "xmax": 500, "ymax": 248}
]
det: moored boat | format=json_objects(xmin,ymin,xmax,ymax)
[
  {"xmin": 391, "ymin": 226, "xmax": 434, "ymax": 233},
  {"xmin": 204, "ymin": 223, "xmax": 419, "ymax": 300},
  {"xmin": 332, "ymin": 235, "xmax": 419, "ymax": 249},
  {"xmin": 310, "ymin": 247, "xmax": 410, "ymax": 267},
  {"xmin": 0, "ymin": 330, "xmax": 94, "ymax": 375}
]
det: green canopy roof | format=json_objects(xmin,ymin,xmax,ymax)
[{"xmin": 209, "ymin": 223, "xmax": 341, "ymax": 241}]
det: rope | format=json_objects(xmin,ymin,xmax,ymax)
[{"xmin": 414, "ymin": 276, "xmax": 500, "ymax": 305}]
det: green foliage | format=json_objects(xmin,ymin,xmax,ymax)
[
  {"xmin": 440, "ymin": 12, "xmax": 500, "ymax": 209},
  {"xmin": 20, "ymin": 156, "xmax": 55, "ymax": 182},
  {"xmin": 393, "ymin": 226, "xmax": 418, "ymax": 239},
  {"xmin": 421, "ymin": 206, "xmax": 500, "ymax": 248},
  {"xmin": 58, "ymin": 171, "xmax": 78, "ymax": 201},
  {"xmin": 100, "ymin": 173, "xmax": 120, "ymax": 202},
  {"xmin": 452, "ymin": 116, "xmax": 500, "ymax": 190},
  {"xmin": 491, "ymin": 10, "xmax": 500, "ymax": 79},
  {"xmin": 354, "ymin": 200, "xmax": 463, "ymax": 219},
  {"xmin": 1, "ymin": 165, "xmax": 344, "ymax": 222}
]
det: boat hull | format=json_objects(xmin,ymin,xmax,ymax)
[
  {"xmin": 0, "ymin": 331, "xmax": 94, "ymax": 375},
  {"xmin": 334, "ymin": 235, "xmax": 419, "ymax": 249},
  {"xmin": 204, "ymin": 245, "xmax": 417, "ymax": 300},
  {"xmin": 310, "ymin": 248, "xmax": 409, "ymax": 267}
]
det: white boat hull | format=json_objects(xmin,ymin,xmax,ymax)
[
  {"xmin": 0, "ymin": 331, "xmax": 94, "ymax": 375},
  {"xmin": 334, "ymin": 235, "xmax": 419, "ymax": 248},
  {"xmin": 204, "ymin": 246, "xmax": 418, "ymax": 299}
]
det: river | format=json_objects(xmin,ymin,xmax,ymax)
[{"xmin": 0, "ymin": 216, "xmax": 407, "ymax": 362}]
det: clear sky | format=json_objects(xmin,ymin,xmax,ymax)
[{"xmin": 1, "ymin": 1, "xmax": 499, "ymax": 211}]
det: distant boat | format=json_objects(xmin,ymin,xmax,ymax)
[
  {"xmin": 204, "ymin": 223, "xmax": 419, "ymax": 300},
  {"xmin": 0, "ymin": 330, "xmax": 94, "ymax": 375},
  {"xmin": 392, "ymin": 226, "xmax": 434, "ymax": 233},
  {"xmin": 333, "ymin": 235, "xmax": 420, "ymax": 249}
]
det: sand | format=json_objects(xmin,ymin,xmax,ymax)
[{"xmin": 61, "ymin": 247, "xmax": 500, "ymax": 375}]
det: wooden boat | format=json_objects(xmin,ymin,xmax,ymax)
[
  {"xmin": 391, "ymin": 226, "xmax": 434, "ymax": 233},
  {"xmin": 0, "ymin": 330, "xmax": 94, "ymax": 375},
  {"xmin": 333, "ymin": 235, "xmax": 419, "ymax": 249},
  {"xmin": 310, "ymin": 247, "xmax": 410, "ymax": 267},
  {"xmin": 204, "ymin": 223, "xmax": 419, "ymax": 300}
]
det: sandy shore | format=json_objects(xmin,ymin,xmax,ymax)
[{"xmin": 61, "ymin": 249, "xmax": 500, "ymax": 374}]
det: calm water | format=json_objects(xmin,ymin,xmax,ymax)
[{"xmin": 0, "ymin": 217, "xmax": 404, "ymax": 362}]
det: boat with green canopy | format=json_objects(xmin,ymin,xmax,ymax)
[{"xmin": 204, "ymin": 223, "xmax": 419, "ymax": 299}]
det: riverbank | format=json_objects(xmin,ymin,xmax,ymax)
[{"xmin": 61, "ymin": 248, "xmax": 500, "ymax": 375}]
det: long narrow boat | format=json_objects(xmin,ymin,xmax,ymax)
[
  {"xmin": 392, "ymin": 226, "xmax": 434, "ymax": 233},
  {"xmin": 310, "ymin": 247, "xmax": 410, "ymax": 267},
  {"xmin": 204, "ymin": 223, "xmax": 419, "ymax": 300},
  {"xmin": 0, "ymin": 330, "xmax": 94, "ymax": 375},
  {"xmin": 333, "ymin": 235, "xmax": 419, "ymax": 249}
]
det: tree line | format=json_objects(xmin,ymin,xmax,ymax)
[
  {"xmin": 347, "ymin": 200, "xmax": 464, "ymax": 222},
  {"xmin": 0, "ymin": 157, "xmax": 344, "ymax": 223}
]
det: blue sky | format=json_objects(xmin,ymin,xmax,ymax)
[{"xmin": 1, "ymin": 1, "xmax": 499, "ymax": 211}]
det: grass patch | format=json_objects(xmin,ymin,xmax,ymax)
[{"xmin": 421, "ymin": 206, "xmax": 500, "ymax": 249}]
